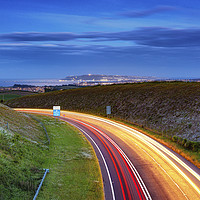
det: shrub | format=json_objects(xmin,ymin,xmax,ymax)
[
  {"xmin": 172, "ymin": 135, "xmax": 178, "ymax": 142},
  {"xmin": 184, "ymin": 141, "xmax": 192, "ymax": 149},
  {"xmin": 181, "ymin": 138, "xmax": 187, "ymax": 146},
  {"xmin": 177, "ymin": 137, "xmax": 183, "ymax": 145},
  {"xmin": 192, "ymin": 142, "xmax": 199, "ymax": 152}
]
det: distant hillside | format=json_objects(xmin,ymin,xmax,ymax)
[
  {"xmin": 61, "ymin": 74, "xmax": 156, "ymax": 82},
  {"xmin": 5, "ymin": 82, "xmax": 200, "ymax": 141}
]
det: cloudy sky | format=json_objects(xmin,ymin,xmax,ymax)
[{"xmin": 0, "ymin": 0, "xmax": 200, "ymax": 79}]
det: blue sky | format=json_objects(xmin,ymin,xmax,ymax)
[{"xmin": 0, "ymin": 0, "xmax": 200, "ymax": 79}]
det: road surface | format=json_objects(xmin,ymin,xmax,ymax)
[{"xmin": 15, "ymin": 109, "xmax": 200, "ymax": 200}]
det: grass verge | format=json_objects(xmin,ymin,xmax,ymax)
[{"xmin": 35, "ymin": 115, "xmax": 104, "ymax": 200}]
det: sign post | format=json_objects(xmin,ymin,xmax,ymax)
[
  {"xmin": 106, "ymin": 106, "xmax": 111, "ymax": 117},
  {"xmin": 53, "ymin": 106, "xmax": 60, "ymax": 119}
]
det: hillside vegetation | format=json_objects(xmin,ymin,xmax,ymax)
[{"xmin": 6, "ymin": 82, "xmax": 200, "ymax": 143}]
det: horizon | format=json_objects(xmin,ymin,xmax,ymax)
[
  {"xmin": 1, "ymin": 73, "xmax": 200, "ymax": 81},
  {"xmin": 1, "ymin": 1, "xmax": 200, "ymax": 79}
]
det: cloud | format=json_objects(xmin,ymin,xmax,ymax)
[
  {"xmin": 0, "ymin": 32, "xmax": 78, "ymax": 42},
  {"xmin": 1, "ymin": 27, "xmax": 200, "ymax": 48},
  {"xmin": 119, "ymin": 6, "xmax": 176, "ymax": 18}
]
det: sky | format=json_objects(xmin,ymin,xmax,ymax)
[{"xmin": 0, "ymin": 0, "xmax": 200, "ymax": 79}]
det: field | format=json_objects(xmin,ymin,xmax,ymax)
[
  {"xmin": 0, "ymin": 93, "xmax": 22, "ymax": 101},
  {"xmin": 0, "ymin": 91, "xmax": 37, "ymax": 101}
]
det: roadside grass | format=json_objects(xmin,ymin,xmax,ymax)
[{"xmin": 35, "ymin": 115, "xmax": 104, "ymax": 200}]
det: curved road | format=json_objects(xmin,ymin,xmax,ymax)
[{"xmin": 15, "ymin": 109, "xmax": 200, "ymax": 200}]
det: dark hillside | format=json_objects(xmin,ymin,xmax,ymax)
[{"xmin": 5, "ymin": 82, "xmax": 200, "ymax": 142}]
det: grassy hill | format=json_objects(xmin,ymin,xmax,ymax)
[{"xmin": 6, "ymin": 82, "xmax": 200, "ymax": 143}]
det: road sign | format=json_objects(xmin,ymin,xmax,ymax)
[
  {"xmin": 53, "ymin": 106, "xmax": 60, "ymax": 116},
  {"xmin": 106, "ymin": 106, "xmax": 111, "ymax": 115}
]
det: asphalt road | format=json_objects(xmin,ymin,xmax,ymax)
[{"xmin": 16, "ymin": 109, "xmax": 200, "ymax": 200}]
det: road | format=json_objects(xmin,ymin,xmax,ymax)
[{"xmin": 15, "ymin": 109, "xmax": 200, "ymax": 200}]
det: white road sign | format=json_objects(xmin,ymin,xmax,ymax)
[{"xmin": 53, "ymin": 106, "xmax": 60, "ymax": 116}]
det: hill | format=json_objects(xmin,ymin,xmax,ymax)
[
  {"xmin": 5, "ymin": 82, "xmax": 200, "ymax": 142},
  {"xmin": 61, "ymin": 74, "xmax": 157, "ymax": 83}
]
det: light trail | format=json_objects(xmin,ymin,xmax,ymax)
[
  {"xmin": 61, "ymin": 111, "xmax": 200, "ymax": 185},
  {"xmin": 70, "ymin": 118, "xmax": 151, "ymax": 200},
  {"xmin": 65, "ymin": 117, "xmax": 149, "ymax": 199}
]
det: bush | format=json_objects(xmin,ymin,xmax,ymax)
[
  {"xmin": 177, "ymin": 137, "xmax": 183, "ymax": 145},
  {"xmin": 172, "ymin": 135, "xmax": 178, "ymax": 142},
  {"xmin": 181, "ymin": 138, "xmax": 187, "ymax": 146},
  {"xmin": 191, "ymin": 142, "xmax": 199, "ymax": 152},
  {"xmin": 184, "ymin": 141, "xmax": 192, "ymax": 149}
]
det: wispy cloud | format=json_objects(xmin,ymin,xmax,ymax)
[
  {"xmin": 1, "ymin": 27, "xmax": 200, "ymax": 48},
  {"xmin": 119, "ymin": 6, "xmax": 177, "ymax": 18}
]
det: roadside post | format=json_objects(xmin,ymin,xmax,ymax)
[
  {"xmin": 53, "ymin": 106, "xmax": 60, "ymax": 121},
  {"xmin": 106, "ymin": 106, "xmax": 111, "ymax": 117}
]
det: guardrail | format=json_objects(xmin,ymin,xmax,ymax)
[
  {"xmin": 0, "ymin": 121, "xmax": 9, "ymax": 130},
  {"xmin": 29, "ymin": 115, "xmax": 50, "ymax": 145},
  {"xmin": 33, "ymin": 169, "xmax": 49, "ymax": 200}
]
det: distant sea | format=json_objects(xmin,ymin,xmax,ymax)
[{"xmin": 0, "ymin": 79, "xmax": 74, "ymax": 87}]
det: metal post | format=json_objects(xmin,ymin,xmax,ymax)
[{"xmin": 33, "ymin": 169, "xmax": 49, "ymax": 200}]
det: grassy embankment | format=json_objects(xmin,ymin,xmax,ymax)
[
  {"xmin": 0, "ymin": 104, "xmax": 103, "ymax": 199},
  {"xmin": 5, "ymin": 81, "xmax": 200, "ymax": 167}
]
